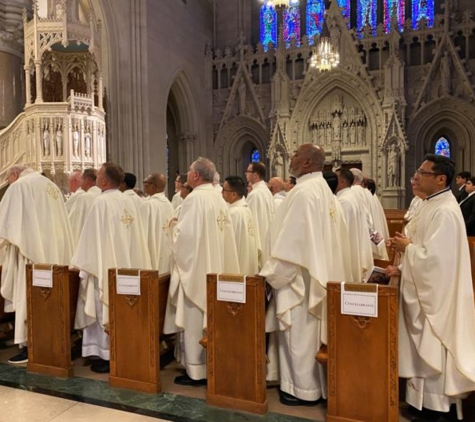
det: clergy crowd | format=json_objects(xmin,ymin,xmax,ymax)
[{"xmin": 0, "ymin": 143, "xmax": 474, "ymax": 421}]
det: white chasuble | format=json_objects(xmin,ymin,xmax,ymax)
[
  {"xmin": 247, "ymin": 180, "xmax": 275, "ymax": 269},
  {"xmin": 68, "ymin": 186, "xmax": 101, "ymax": 246},
  {"xmin": 399, "ymin": 191, "xmax": 475, "ymax": 412},
  {"xmin": 0, "ymin": 172, "xmax": 74, "ymax": 344},
  {"xmin": 139, "ymin": 192, "xmax": 174, "ymax": 274},
  {"xmin": 228, "ymin": 198, "xmax": 259, "ymax": 275}
]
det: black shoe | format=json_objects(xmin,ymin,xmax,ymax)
[
  {"xmin": 174, "ymin": 374, "xmax": 207, "ymax": 387},
  {"xmin": 90, "ymin": 359, "xmax": 110, "ymax": 374},
  {"xmin": 279, "ymin": 390, "xmax": 320, "ymax": 407},
  {"xmin": 8, "ymin": 347, "xmax": 28, "ymax": 364}
]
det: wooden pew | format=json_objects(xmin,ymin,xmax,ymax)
[
  {"xmin": 204, "ymin": 274, "xmax": 267, "ymax": 415},
  {"xmin": 26, "ymin": 265, "xmax": 80, "ymax": 378},
  {"xmin": 0, "ymin": 266, "xmax": 15, "ymax": 342},
  {"xmin": 108, "ymin": 269, "xmax": 169, "ymax": 393},
  {"xmin": 326, "ymin": 282, "xmax": 399, "ymax": 422},
  {"xmin": 384, "ymin": 209, "xmax": 406, "ymax": 239}
]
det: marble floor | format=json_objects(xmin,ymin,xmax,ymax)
[{"xmin": 0, "ymin": 343, "xmax": 461, "ymax": 422}]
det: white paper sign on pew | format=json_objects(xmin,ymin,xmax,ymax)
[
  {"xmin": 33, "ymin": 266, "xmax": 54, "ymax": 288},
  {"xmin": 116, "ymin": 270, "xmax": 141, "ymax": 296},
  {"xmin": 341, "ymin": 282, "xmax": 378, "ymax": 318},
  {"xmin": 217, "ymin": 274, "xmax": 246, "ymax": 303}
]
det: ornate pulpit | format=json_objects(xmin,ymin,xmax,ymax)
[
  {"xmin": 205, "ymin": 274, "xmax": 267, "ymax": 414},
  {"xmin": 26, "ymin": 265, "xmax": 80, "ymax": 378},
  {"xmin": 326, "ymin": 282, "xmax": 399, "ymax": 422},
  {"xmin": 108, "ymin": 269, "xmax": 169, "ymax": 393}
]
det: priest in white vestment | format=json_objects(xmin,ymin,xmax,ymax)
[
  {"xmin": 245, "ymin": 161, "xmax": 275, "ymax": 269},
  {"xmin": 68, "ymin": 169, "xmax": 101, "ymax": 245},
  {"xmin": 65, "ymin": 170, "xmax": 85, "ymax": 210},
  {"xmin": 72, "ymin": 163, "xmax": 151, "ymax": 373},
  {"xmin": 140, "ymin": 173, "xmax": 174, "ymax": 274},
  {"xmin": 171, "ymin": 174, "xmax": 186, "ymax": 209},
  {"xmin": 260, "ymin": 144, "xmax": 347, "ymax": 406},
  {"xmin": 164, "ymin": 157, "xmax": 239, "ymax": 385},
  {"xmin": 336, "ymin": 168, "xmax": 373, "ymax": 283},
  {"xmin": 222, "ymin": 176, "xmax": 259, "ymax": 275},
  {"xmin": 390, "ymin": 154, "xmax": 475, "ymax": 417},
  {"xmin": 0, "ymin": 166, "xmax": 74, "ymax": 363},
  {"xmin": 120, "ymin": 172, "xmax": 143, "ymax": 213},
  {"xmin": 268, "ymin": 177, "xmax": 286, "ymax": 209}
]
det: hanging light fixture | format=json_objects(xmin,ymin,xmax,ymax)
[
  {"xmin": 309, "ymin": 11, "xmax": 340, "ymax": 72},
  {"xmin": 264, "ymin": 0, "xmax": 290, "ymax": 9}
]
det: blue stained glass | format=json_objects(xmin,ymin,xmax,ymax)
[
  {"xmin": 306, "ymin": 0, "xmax": 325, "ymax": 45},
  {"xmin": 384, "ymin": 0, "xmax": 405, "ymax": 33},
  {"xmin": 435, "ymin": 137, "xmax": 451, "ymax": 158},
  {"xmin": 251, "ymin": 149, "xmax": 261, "ymax": 163},
  {"xmin": 337, "ymin": 0, "xmax": 351, "ymax": 27},
  {"xmin": 260, "ymin": 3, "xmax": 277, "ymax": 51},
  {"xmin": 412, "ymin": 0, "xmax": 434, "ymax": 29},
  {"xmin": 357, "ymin": 0, "xmax": 377, "ymax": 36},
  {"xmin": 283, "ymin": 0, "xmax": 301, "ymax": 48}
]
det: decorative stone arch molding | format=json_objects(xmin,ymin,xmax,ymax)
[
  {"xmin": 215, "ymin": 116, "xmax": 269, "ymax": 177},
  {"xmin": 407, "ymin": 97, "xmax": 475, "ymax": 175},
  {"xmin": 166, "ymin": 68, "xmax": 202, "ymax": 170},
  {"xmin": 288, "ymin": 69, "xmax": 383, "ymax": 178}
]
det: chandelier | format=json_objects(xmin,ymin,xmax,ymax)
[
  {"xmin": 310, "ymin": 36, "xmax": 340, "ymax": 71},
  {"xmin": 264, "ymin": 0, "xmax": 290, "ymax": 9}
]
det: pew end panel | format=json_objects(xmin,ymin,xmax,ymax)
[
  {"xmin": 26, "ymin": 265, "xmax": 80, "ymax": 379},
  {"xmin": 109, "ymin": 269, "xmax": 167, "ymax": 394},
  {"xmin": 206, "ymin": 273, "xmax": 267, "ymax": 415},
  {"xmin": 326, "ymin": 282, "xmax": 399, "ymax": 422}
]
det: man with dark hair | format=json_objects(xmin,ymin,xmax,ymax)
[
  {"xmin": 454, "ymin": 170, "xmax": 471, "ymax": 203},
  {"xmin": 120, "ymin": 171, "xmax": 143, "ymax": 212},
  {"xmin": 222, "ymin": 176, "xmax": 259, "ymax": 275},
  {"xmin": 335, "ymin": 168, "xmax": 373, "ymax": 283},
  {"xmin": 261, "ymin": 144, "xmax": 348, "ymax": 406},
  {"xmin": 460, "ymin": 176, "xmax": 475, "ymax": 236},
  {"xmin": 322, "ymin": 171, "xmax": 338, "ymax": 194},
  {"xmin": 72, "ymin": 162, "xmax": 151, "ymax": 373},
  {"xmin": 390, "ymin": 154, "xmax": 475, "ymax": 417},
  {"xmin": 245, "ymin": 161, "xmax": 274, "ymax": 269},
  {"xmin": 172, "ymin": 174, "xmax": 187, "ymax": 209},
  {"xmin": 164, "ymin": 157, "xmax": 239, "ymax": 386},
  {"xmin": 365, "ymin": 179, "xmax": 376, "ymax": 195},
  {"xmin": 284, "ymin": 176, "xmax": 296, "ymax": 192}
]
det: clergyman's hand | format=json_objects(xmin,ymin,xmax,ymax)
[
  {"xmin": 391, "ymin": 231, "xmax": 411, "ymax": 252},
  {"xmin": 385, "ymin": 265, "xmax": 401, "ymax": 277}
]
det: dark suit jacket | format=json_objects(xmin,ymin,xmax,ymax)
[
  {"xmin": 460, "ymin": 194, "xmax": 475, "ymax": 236},
  {"xmin": 456, "ymin": 186, "xmax": 468, "ymax": 203}
]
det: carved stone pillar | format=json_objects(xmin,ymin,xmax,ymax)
[
  {"xmin": 98, "ymin": 74, "xmax": 104, "ymax": 110},
  {"xmin": 35, "ymin": 60, "xmax": 43, "ymax": 103},
  {"xmin": 24, "ymin": 65, "xmax": 31, "ymax": 106},
  {"xmin": 181, "ymin": 133, "xmax": 196, "ymax": 166}
]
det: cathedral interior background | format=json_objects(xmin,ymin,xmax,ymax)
[{"xmin": 0, "ymin": 0, "xmax": 474, "ymax": 206}]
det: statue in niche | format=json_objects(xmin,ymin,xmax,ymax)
[
  {"xmin": 73, "ymin": 129, "xmax": 79, "ymax": 156},
  {"xmin": 56, "ymin": 125, "xmax": 63, "ymax": 156},
  {"xmin": 357, "ymin": 124, "xmax": 365, "ymax": 146},
  {"xmin": 387, "ymin": 144, "xmax": 400, "ymax": 187},
  {"xmin": 43, "ymin": 126, "xmax": 50, "ymax": 156},
  {"xmin": 350, "ymin": 123, "xmax": 356, "ymax": 145},
  {"xmin": 238, "ymin": 79, "xmax": 247, "ymax": 115},
  {"xmin": 440, "ymin": 51, "xmax": 452, "ymax": 96},
  {"xmin": 85, "ymin": 132, "xmax": 91, "ymax": 157},
  {"xmin": 272, "ymin": 151, "xmax": 284, "ymax": 178},
  {"xmin": 342, "ymin": 122, "xmax": 348, "ymax": 145},
  {"xmin": 331, "ymin": 114, "xmax": 342, "ymax": 162}
]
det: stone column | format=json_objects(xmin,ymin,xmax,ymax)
[
  {"xmin": 34, "ymin": 60, "xmax": 43, "ymax": 103},
  {"xmin": 24, "ymin": 65, "xmax": 31, "ymax": 106}
]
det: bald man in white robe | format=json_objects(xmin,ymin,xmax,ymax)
[{"xmin": 261, "ymin": 144, "xmax": 347, "ymax": 406}]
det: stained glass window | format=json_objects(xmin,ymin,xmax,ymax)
[
  {"xmin": 337, "ymin": 0, "xmax": 351, "ymax": 27},
  {"xmin": 357, "ymin": 0, "xmax": 377, "ymax": 36},
  {"xmin": 283, "ymin": 0, "xmax": 301, "ymax": 48},
  {"xmin": 251, "ymin": 148, "xmax": 261, "ymax": 163},
  {"xmin": 384, "ymin": 0, "xmax": 405, "ymax": 33},
  {"xmin": 435, "ymin": 137, "xmax": 451, "ymax": 158},
  {"xmin": 260, "ymin": 2, "xmax": 277, "ymax": 51},
  {"xmin": 306, "ymin": 0, "xmax": 325, "ymax": 45},
  {"xmin": 412, "ymin": 0, "xmax": 434, "ymax": 30}
]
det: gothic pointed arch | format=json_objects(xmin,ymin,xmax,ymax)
[{"xmin": 215, "ymin": 116, "xmax": 269, "ymax": 177}]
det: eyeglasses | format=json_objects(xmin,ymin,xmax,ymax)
[{"xmin": 415, "ymin": 169, "xmax": 441, "ymax": 177}]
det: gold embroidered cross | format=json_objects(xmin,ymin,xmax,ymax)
[
  {"xmin": 217, "ymin": 210, "xmax": 226, "ymax": 232},
  {"xmin": 247, "ymin": 219, "xmax": 255, "ymax": 237},
  {"xmin": 45, "ymin": 184, "xmax": 59, "ymax": 200},
  {"xmin": 329, "ymin": 206, "xmax": 335, "ymax": 220},
  {"xmin": 121, "ymin": 209, "xmax": 135, "ymax": 227}
]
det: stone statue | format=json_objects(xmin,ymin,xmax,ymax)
[
  {"xmin": 273, "ymin": 151, "xmax": 284, "ymax": 178},
  {"xmin": 387, "ymin": 144, "xmax": 400, "ymax": 187},
  {"xmin": 56, "ymin": 126, "xmax": 63, "ymax": 156},
  {"xmin": 440, "ymin": 50, "xmax": 452, "ymax": 96},
  {"xmin": 85, "ymin": 132, "xmax": 91, "ymax": 157},
  {"xmin": 73, "ymin": 130, "xmax": 79, "ymax": 156},
  {"xmin": 43, "ymin": 127, "xmax": 50, "ymax": 156}
]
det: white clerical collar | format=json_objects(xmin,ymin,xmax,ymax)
[
  {"xmin": 252, "ymin": 180, "xmax": 267, "ymax": 189},
  {"xmin": 296, "ymin": 172, "xmax": 322, "ymax": 183},
  {"xmin": 193, "ymin": 183, "xmax": 214, "ymax": 191},
  {"xmin": 426, "ymin": 187, "xmax": 451, "ymax": 201},
  {"xmin": 102, "ymin": 188, "xmax": 119, "ymax": 195},
  {"xmin": 459, "ymin": 185, "xmax": 466, "ymax": 191},
  {"xmin": 229, "ymin": 197, "xmax": 247, "ymax": 208},
  {"xmin": 151, "ymin": 192, "xmax": 166, "ymax": 199},
  {"xmin": 337, "ymin": 187, "xmax": 351, "ymax": 197}
]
